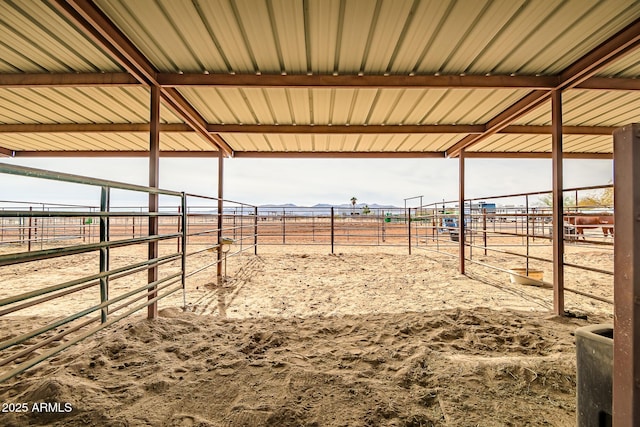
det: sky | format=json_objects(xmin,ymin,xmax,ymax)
[{"xmin": 0, "ymin": 156, "xmax": 613, "ymax": 208}]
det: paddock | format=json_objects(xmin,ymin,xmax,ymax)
[{"xmin": 2, "ymin": 1, "xmax": 640, "ymax": 425}]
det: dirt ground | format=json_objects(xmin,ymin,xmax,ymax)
[{"xmin": 0, "ymin": 243, "xmax": 613, "ymax": 426}]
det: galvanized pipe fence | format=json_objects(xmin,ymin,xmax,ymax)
[{"xmin": 0, "ymin": 164, "xmax": 256, "ymax": 382}]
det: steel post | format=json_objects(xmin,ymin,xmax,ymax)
[
  {"xmin": 551, "ymin": 90, "xmax": 565, "ymax": 315},
  {"xmin": 147, "ymin": 85, "xmax": 160, "ymax": 319},
  {"xmin": 99, "ymin": 186, "xmax": 110, "ymax": 323},
  {"xmin": 612, "ymin": 123, "xmax": 640, "ymax": 426}
]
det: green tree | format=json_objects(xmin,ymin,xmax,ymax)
[{"xmin": 362, "ymin": 204, "xmax": 370, "ymax": 215}]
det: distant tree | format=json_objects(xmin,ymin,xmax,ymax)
[
  {"xmin": 537, "ymin": 193, "xmax": 576, "ymax": 208},
  {"xmin": 362, "ymin": 204, "xmax": 370, "ymax": 215},
  {"xmin": 350, "ymin": 196, "xmax": 357, "ymax": 213}
]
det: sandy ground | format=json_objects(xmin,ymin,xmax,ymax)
[{"xmin": 0, "ymin": 243, "xmax": 614, "ymax": 426}]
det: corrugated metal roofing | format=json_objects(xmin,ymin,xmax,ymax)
[
  {"xmin": 469, "ymin": 134, "xmax": 612, "ymax": 154},
  {"xmin": 514, "ymin": 90, "xmax": 640, "ymax": 127},
  {"xmin": 179, "ymin": 87, "xmax": 532, "ymax": 126},
  {"xmin": 94, "ymin": 0, "xmax": 640, "ymax": 75},
  {"xmin": 0, "ymin": 132, "xmax": 214, "ymax": 152},
  {"xmin": 0, "ymin": 0, "xmax": 122, "ymax": 73},
  {"xmin": 0, "ymin": 87, "xmax": 184, "ymax": 124},
  {"xmin": 0, "ymin": 0, "xmax": 639, "ymax": 156}
]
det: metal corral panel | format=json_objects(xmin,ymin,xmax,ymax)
[
  {"xmin": 0, "ymin": 87, "xmax": 184, "ymax": 124},
  {"xmin": 515, "ymin": 90, "xmax": 640, "ymax": 127},
  {"xmin": 0, "ymin": 132, "xmax": 216, "ymax": 153},
  {"xmin": 0, "ymin": 1, "xmax": 122, "ymax": 73},
  {"xmin": 93, "ymin": 0, "xmax": 640, "ymax": 76},
  {"xmin": 469, "ymin": 133, "xmax": 612, "ymax": 154},
  {"xmin": 178, "ymin": 87, "xmax": 531, "ymax": 126},
  {"xmin": 221, "ymin": 132, "xmax": 457, "ymax": 153}
]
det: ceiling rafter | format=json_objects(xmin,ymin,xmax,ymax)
[
  {"xmin": 157, "ymin": 73, "xmax": 558, "ymax": 89},
  {"xmin": 12, "ymin": 150, "xmax": 218, "ymax": 158},
  {"xmin": 0, "ymin": 73, "xmax": 139, "ymax": 87},
  {"xmin": 464, "ymin": 152, "xmax": 612, "ymax": 160},
  {"xmin": 51, "ymin": 0, "xmax": 233, "ymax": 156},
  {"xmin": 232, "ymin": 151, "xmax": 444, "ymax": 159},
  {"xmin": 2, "ymin": 72, "xmax": 640, "ymax": 91},
  {"xmin": 0, "ymin": 123, "xmax": 616, "ymax": 135},
  {"xmin": 0, "ymin": 123, "xmax": 191, "ymax": 133},
  {"xmin": 445, "ymin": 16, "xmax": 640, "ymax": 158},
  {"xmin": 0, "ymin": 146, "xmax": 15, "ymax": 157}
]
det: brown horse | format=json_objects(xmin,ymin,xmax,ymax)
[{"xmin": 566, "ymin": 215, "xmax": 614, "ymax": 240}]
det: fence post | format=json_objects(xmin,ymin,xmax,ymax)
[
  {"xmin": 99, "ymin": 186, "xmax": 110, "ymax": 323},
  {"xmin": 27, "ymin": 207, "xmax": 32, "ymax": 252},
  {"xmin": 181, "ymin": 193, "xmax": 187, "ymax": 308},
  {"xmin": 282, "ymin": 208, "xmax": 286, "ymax": 244},
  {"xmin": 482, "ymin": 208, "xmax": 487, "ymax": 256},
  {"xmin": 407, "ymin": 208, "xmax": 412, "ymax": 255},
  {"xmin": 254, "ymin": 206, "xmax": 258, "ymax": 255},
  {"xmin": 330, "ymin": 207, "xmax": 334, "ymax": 254}
]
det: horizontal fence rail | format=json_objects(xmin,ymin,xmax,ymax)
[
  {"xmin": 0, "ymin": 164, "xmax": 256, "ymax": 382},
  {"xmin": 412, "ymin": 184, "xmax": 614, "ymax": 309}
]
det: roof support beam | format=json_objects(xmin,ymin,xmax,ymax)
[
  {"xmin": 0, "ymin": 73, "xmax": 138, "ymax": 87},
  {"xmin": 233, "ymin": 151, "xmax": 445, "ymax": 159},
  {"xmin": 52, "ymin": 0, "xmax": 233, "ymax": 157},
  {"xmin": 463, "ymin": 152, "xmax": 612, "ymax": 159},
  {"xmin": 2, "ymin": 72, "xmax": 639, "ymax": 91},
  {"xmin": 446, "ymin": 91, "xmax": 550, "ymax": 157},
  {"xmin": 0, "ymin": 146, "xmax": 15, "ymax": 157},
  {"xmin": 0, "ymin": 123, "xmax": 192, "ymax": 133},
  {"xmin": 157, "ymin": 73, "xmax": 558, "ymax": 89},
  {"xmin": 446, "ymin": 16, "xmax": 640, "ymax": 158},
  {"xmin": 207, "ymin": 124, "xmax": 485, "ymax": 134},
  {"xmin": 0, "ymin": 123, "xmax": 616, "ymax": 135},
  {"xmin": 12, "ymin": 150, "xmax": 219, "ymax": 158}
]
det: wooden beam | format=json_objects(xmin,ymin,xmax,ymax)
[
  {"xmin": 233, "ymin": 151, "xmax": 445, "ymax": 158},
  {"xmin": 0, "ymin": 123, "xmax": 191, "ymax": 133},
  {"xmin": 157, "ymin": 72, "xmax": 558, "ymax": 89},
  {"xmin": 0, "ymin": 72, "xmax": 138, "ymax": 87},
  {"xmin": 207, "ymin": 124, "xmax": 485, "ymax": 134},
  {"xmin": 12, "ymin": 150, "xmax": 218, "ymax": 157},
  {"xmin": 53, "ymin": 0, "xmax": 233, "ymax": 156}
]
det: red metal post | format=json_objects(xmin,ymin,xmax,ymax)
[
  {"xmin": 551, "ymin": 90, "xmax": 565, "ymax": 315},
  {"xmin": 217, "ymin": 151, "xmax": 224, "ymax": 279},
  {"xmin": 612, "ymin": 123, "xmax": 640, "ymax": 426},
  {"xmin": 147, "ymin": 86, "xmax": 160, "ymax": 319}
]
